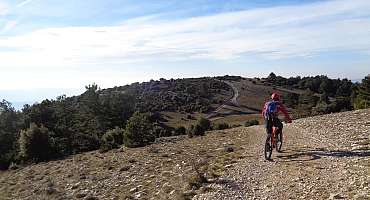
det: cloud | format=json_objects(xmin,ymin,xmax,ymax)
[
  {"xmin": 1, "ymin": 20, "xmax": 18, "ymax": 33},
  {"xmin": 16, "ymin": 0, "xmax": 33, "ymax": 8},
  {"xmin": 0, "ymin": 1, "xmax": 10, "ymax": 15},
  {"xmin": 0, "ymin": 0, "xmax": 370, "ymax": 69}
]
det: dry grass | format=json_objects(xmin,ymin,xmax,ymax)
[
  {"xmin": 161, "ymin": 111, "xmax": 201, "ymax": 128},
  {"xmin": 212, "ymin": 114, "xmax": 263, "ymax": 126},
  {"xmin": 0, "ymin": 127, "xmax": 253, "ymax": 200}
]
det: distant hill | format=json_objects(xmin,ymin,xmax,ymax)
[{"xmin": 0, "ymin": 73, "xmax": 368, "ymax": 171}]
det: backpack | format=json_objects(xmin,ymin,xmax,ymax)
[{"xmin": 266, "ymin": 100, "xmax": 278, "ymax": 115}]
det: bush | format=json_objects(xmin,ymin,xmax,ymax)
[
  {"xmin": 244, "ymin": 120, "xmax": 259, "ymax": 127},
  {"xmin": 175, "ymin": 126, "xmax": 186, "ymax": 135},
  {"xmin": 100, "ymin": 127, "xmax": 124, "ymax": 152},
  {"xmin": 188, "ymin": 124, "xmax": 205, "ymax": 137},
  {"xmin": 152, "ymin": 125, "xmax": 166, "ymax": 138},
  {"xmin": 197, "ymin": 117, "xmax": 211, "ymax": 132},
  {"xmin": 0, "ymin": 152, "xmax": 16, "ymax": 170},
  {"xmin": 193, "ymin": 124, "xmax": 205, "ymax": 136},
  {"xmin": 19, "ymin": 123, "xmax": 53, "ymax": 162},
  {"xmin": 8, "ymin": 162, "xmax": 19, "ymax": 170},
  {"xmin": 123, "ymin": 112, "xmax": 155, "ymax": 147},
  {"xmin": 187, "ymin": 117, "xmax": 211, "ymax": 137},
  {"xmin": 213, "ymin": 122, "xmax": 230, "ymax": 130},
  {"xmin": 187, "ymin": 125, "xmax": 194, "ymax": 138}
]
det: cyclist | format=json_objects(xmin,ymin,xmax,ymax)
[{"xmin": 262, "ymin": 93, "xmax": 292, "ymax": 145}]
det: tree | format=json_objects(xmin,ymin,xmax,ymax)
[
  {"xmin": 267, "ymin": 72, "xmax": 277, "ymax": 80},
  {"xmin": 123, "ymin": 112, "xmax": 155, "ymax": 147},
  {"xmin": 100, "ymin": 127, "xmax": 125, "ymax": 151},
  {"xmin": 336, "ymin": 79, "xmax": 353, "ymax": 97},
  {"xmin": 19, "ymin": 123, "xmax": 53, "ymax": 162},
  {"xmin": 319, "ymin": 78, "xmax": 335, "ymax": 96},
  {"xmin": 354, "ymin": 75, "xmax": 370, "ymax": 109},
  {"xmin": 312, "ymin": 94, "xmax": 330, "ymax": 115},
  {"xmin": 295, "ymin": 90, "xmax": 319, "ymax": 117},
  {"xmin": 0, "ymin": 100, "xmax": 21, "ymax": 170}
]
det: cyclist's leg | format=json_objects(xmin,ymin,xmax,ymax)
[
  {"xmin": 265, "ymin": 116, "xmax": 273, "ymax": 135},
  {"xmin": 273, "ymin": 117, "xmax": 283, "ymax": 134}
]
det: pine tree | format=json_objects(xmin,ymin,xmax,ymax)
[
  {"xmin": 19, "ymin": 123, "xmax": 53, "ymax": 162},
  {"xmin": 123, "ymin": 112, "xmax": 155, "ymax": 147},
  {"xmin": 354, "ymin": 75, "xmax": 370, "ymax": 109}
]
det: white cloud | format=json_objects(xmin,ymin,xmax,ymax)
[
  {"xmin": 0, "ymin": 1, "xmax": 9, "ymax": 15},
  {"xmin": 0, "ymin": 20, "xmax": 18, "ymax": 33},
  {"xmin": 0, "ymin": 0, "xmax": 370, "ymax": 89},
  {"xmin": 16, "ymin": 0, "xmax": 33, "ymax": 8}
]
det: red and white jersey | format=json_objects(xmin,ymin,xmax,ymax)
[{"xmin": 262, "ymin": 100, "xmax": 291, "ymax": 121}]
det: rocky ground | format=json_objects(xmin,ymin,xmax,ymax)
[
  {"xmin": 194, "ymin": 109, "xmax": 370, "ymax": 200},
  {"xmin": 0, "ymin": 109, "xmax": 369, "ymax": 200}
]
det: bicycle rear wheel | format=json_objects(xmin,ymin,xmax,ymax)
[
  {"xmin": 276, "ymin": 132, "xmax": 283, "ymax": 153},
  {"xmin": 264, "ymin": 134, "xmax": 272, "ymax": 160}
]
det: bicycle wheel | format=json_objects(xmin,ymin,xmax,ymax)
[
  {"xmin": 264, "ymin": 134, "xmax": 272, "ymax": 160},
  {"xmin": 276, "ymin": 132, "xmax": 283, "ymax": 153}
]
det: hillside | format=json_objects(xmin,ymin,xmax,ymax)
[
  {"xmin": 1, "ymin": 109, "xmax": 369, "ymax": 200},
  {"xmin": 0, "ymin": 74, "xmax": 365, "ymax": 172}
]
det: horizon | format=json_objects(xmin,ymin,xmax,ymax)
[
  {"xmin": 1, "ymin": 0, "xmax": 370, "ymax": 108},
  {"xmin": 1, "ymin": 73, "xmax": 366, "ymax": 110}
]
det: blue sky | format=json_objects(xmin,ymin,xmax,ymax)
[{"xmin": 1, "ymin": 0, "xmax": 370, "ymax": 108}]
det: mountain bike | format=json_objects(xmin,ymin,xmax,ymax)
[{"xmin": 264, "ymin": 126, "xmax": 283, "ymax": 160}]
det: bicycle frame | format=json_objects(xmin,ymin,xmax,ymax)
[
  {"xmin": 271, "ymin": 127, "xmax": 277, "ymax": 148},
  {"xmin": 264, "ymin": 126, "xmax": 283, "ymax": 160}
]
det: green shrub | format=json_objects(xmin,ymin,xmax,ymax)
[
  {"xmin": 187, "ymin": 117, "xmax": 211, "ymax": 137},
  {"xmin": 123, "ymin": 112, "xmax": 155, "ymax": 147},
  {"xmin": 197, "ymin": 117, "xmax": 211, "ymax": 131},
  {"xmin": 100, "ymin": 127, "xmax": 124, "ymax": 152},
  {"xmin": 152, "ymin": 125, "xmax": 165, "ymax": 138},
  {"xmin": 188, "ymin": 124, "xmax": 205, "ymax": 137},
  {"xmin": 244, "ymin": 120, "xmax": 259, "ymax": 127},
  {"xmin": 0, "ymin": 152, "xmax": 16, "ymax": 170},
  {"xmin": 175, "ymin": 126, "xmax": 186, "ymax": 135},
  {"xmin": 213, "ymin": 122, "xmax": 230, "ymax": 130},
  {"xmin": 193, "ymin": 124, "xmax": 205, "ymax": 136},
  {"xmin": 187, "ymin": 125, "xmax": 194, "ymax": 138},
  {"xmin": 8, "ymin": 162, "xmax": 19, "ymax": 170},
  {"xmin": 19, "ymin": 123, "xmax": 53, "ymax": 162}
]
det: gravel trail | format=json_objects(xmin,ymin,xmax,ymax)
[{"xmin": 195, "ymin": 109, "xmax": 370, "ymax": 200}]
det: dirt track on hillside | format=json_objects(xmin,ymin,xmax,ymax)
[
  {"xmin": 195, "ymin": 109, "xmax": 370, "ymax": 200},
  {"xmin": 207, "ymin": 80, "xmax": 240, "ymax": 120}
]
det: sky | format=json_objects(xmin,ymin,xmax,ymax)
[{"xmin": 0, "ymin": 0, "xmax": 370, "ymax": 108}]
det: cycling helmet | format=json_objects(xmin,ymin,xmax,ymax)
[{"xmin": 271, "ymin": 93, "xmax": 280, "ymax": 101}]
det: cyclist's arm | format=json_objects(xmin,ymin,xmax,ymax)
[
  {"xmin": 261, "ymin": 103, "xmax": 267, "ymax": 118},
  {"xmin": 278, "ymin": 104, "xmax": 292, "ymax": 122}
]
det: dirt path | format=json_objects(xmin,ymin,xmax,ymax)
[
  {"xmin": 195, "ymin": 109, "xmax": 370, "ymax": 200},
  {"xmin": 223, "ymin": 81, "xmax": 239, "ymax": 106},
  {"xmin": 207, "ymin": 80, "xmax": 240, "ymax": 119}
]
